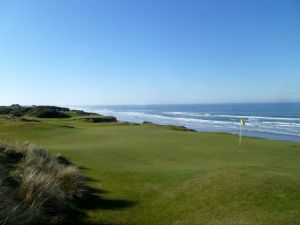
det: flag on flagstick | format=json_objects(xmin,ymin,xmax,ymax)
[
  {"xmin": 239, "ymin": 119, "xmax": 246, "ymax": 146},
  {"xmin": 240, "ymin": 119, "xmax": 246, "ymax": 126}
]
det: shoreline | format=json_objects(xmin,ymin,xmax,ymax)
[
  {"xmin": 70, "ymin": 106, "xmax": 300, "ymax": 143},
  {"xmin": 118, "ymin": 120, "xmax": 300, "ymax": 143}
]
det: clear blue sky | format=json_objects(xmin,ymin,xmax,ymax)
[{"xmin": 0, "ymin": 0, "xmax": 299, "ymax": 105}]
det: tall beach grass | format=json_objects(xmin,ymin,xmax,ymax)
[{"xmin": 0, "ymin": 141, "xmax": 86, "ymax": 225}]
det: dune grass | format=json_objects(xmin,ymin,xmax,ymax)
[
  {"xmin": 0, "ymin": 140, "xmax": 87, "ymax": 225},
  {"xmin": 0, "ymin": 117, "xmax": 299, "ymax": 225}
]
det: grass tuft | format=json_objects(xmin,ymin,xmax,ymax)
[{"xmin": 0, "ymin": 141, "xmax": 86, "ymax": 225}]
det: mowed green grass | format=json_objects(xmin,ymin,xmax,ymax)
[{"xmin": 0, "ymin": 118, "xmax": 299, "ymax": 225}]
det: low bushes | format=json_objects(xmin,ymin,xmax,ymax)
[
  {"xmin": 32, "ymin": 109, "xmax": 70, "ymax": 118},
  {"xmin": 80, "ymin": 116, "xmax": 117, "ymax": 123},
  {"xmin": 0, "ymin": 141, "xmax": 86, "ymax": 225},
  {"xmin": 142, "ymin": 121, "xmax": 196, "ymax": 132},
  {"xmin": 0, "ymin": 105, "xmax": 70, "ymax": 118},
  {"xmin": 0, "ymin": 105, "xmax": 101, "ymax": 119},
  {"xmin": 71, "ymin": 110, "xmax": 98, "ymax": 116}
]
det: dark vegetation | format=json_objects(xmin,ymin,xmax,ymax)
[
  {"xmin": 71, "ymin": 110, "xmax": 98, "ymax": 116},
  {"xmin": 142, "ymin": 121, "xmax": 196, "ymax": 132},
  {"xmin": 0, "ymin": 105, "xmax": 70, "ymax": 118},
  {"xmin": 142, "ymin": 121, "xmax": 155, "ymax": 125},
  {"xmin": 164, "ymin": 125, "xmax": 196, "ymax": 132},
  {"xmin": 0, "ymin": 105, "xmax": 96, "ymax": 119},
  {"xmin": 79, "ymin": 116, "xmax": 117, "ymax": 123},
  {"xmin": 34, "ymin": 108, "xmax": 71, "ymax": 118}
]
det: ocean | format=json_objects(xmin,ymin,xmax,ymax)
[{"xmin": 75, "ymin": 103, "xmax": 300, "ymax": 142}]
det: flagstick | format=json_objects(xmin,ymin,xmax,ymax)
[{"xmin": 239, "ymin": 123, "xmax": 242, "ymax": 146}]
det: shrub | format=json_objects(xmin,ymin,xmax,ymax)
[
  {"xmin": 71, "ymin": 110, "xmax": 98, "ymax": 116},
  {"xmin": 80, "ymin": 116, "xmax": 117, "ymax": 123},
  {"xmin": 142, "ymin": 121, "xmax": 154, "ymax": 125},
  {"xmin": 0, "ymin": 107, "xmax": 11, "ymax": 115},
  {"xmin": 165, "ymin": 125, "xmax": 196, "ymax": 132},
  {"xmin": 0, "ymin": 105, "xmax": 33, "ymax": 117},
  {"xmin": 33, "ymin": 109, "xmax": 70, "ymax": 118},
  {"xmin": 0, "ymin": 105, "xmax": 71, "ymax": 118}
]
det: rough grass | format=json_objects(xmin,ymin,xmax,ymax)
[
  {"xmin": 0, "ymin": 141, "xmax": 86, "ymax": 225},
  {"xmin": 0, "ymin": 118, "xmax": 299, "ymax": 225}
]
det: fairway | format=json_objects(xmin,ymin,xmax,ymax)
[{"xmin": 0, "ymin": 118, "xmax": 299, "ymax": 225}]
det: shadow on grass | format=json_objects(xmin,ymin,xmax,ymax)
[
  {"xmin": 79, "ymin": 193, "xmax": 136, "ymax": 211},
  {"xmin": 61, "ymin": 192, "xmax": 136, "ymax": 225},
  {"xmin": 66, "ymin": 221, "xmax": 128, "ymax": 225},
  {"xmin": 53, "ymin": 156, "xmax": 137, "ymax": 225},
  {"xmin": 79, "ymin": 184, "xmax": 136, "ymax": 210},
  {"xmin": 62, "ymin": 180, "xmax": 136, "ymax": 225}
]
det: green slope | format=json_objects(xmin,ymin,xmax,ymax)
[{"xmin": 0, "ymin": 117, "xmax": 299, "ymax": 225}]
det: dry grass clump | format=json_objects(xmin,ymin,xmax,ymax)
[
  {"xmin": 0, "ymin": 141, "xmax": 86, "ymax": 225},
  {"xmin": 0, "ymin": 165, "xmax": 41, "ymax": 225}
]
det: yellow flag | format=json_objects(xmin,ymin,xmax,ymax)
[{"xmin": 240, "ymin": 119, "xmax": 246, "ymax": 126}]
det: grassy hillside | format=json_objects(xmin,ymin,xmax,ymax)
[
  {"xmin": 0, "ymin": 117, "xmax": 299, "ymax": 225},
  {"xmin": 0, "ymin": 105, "xmax": 105, "ymax": 119}
]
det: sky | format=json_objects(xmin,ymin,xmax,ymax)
[{"xmin": 0, "ymin": 0, "xmax": 299, "ymax": 105}]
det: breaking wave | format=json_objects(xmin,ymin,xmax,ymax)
[{"xmin": 73, "ymin": 105, "xmax": 300, "ymax": 142}]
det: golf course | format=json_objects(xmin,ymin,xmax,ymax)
[{"xmin": 0, "ymin": 111, "xmax": 299, "ymax": 225}]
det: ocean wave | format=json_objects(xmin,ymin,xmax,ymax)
[
  {"xmin": 215, "ymin": 114, "xmax": 300, "ymax": 121},
  {"xmin": 72, "ymin": 106, "xmax": 300, "ymax": 141},
  {"xmin": 159, "ymin": 111, "xmax": 300, "ymax": 123}
]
